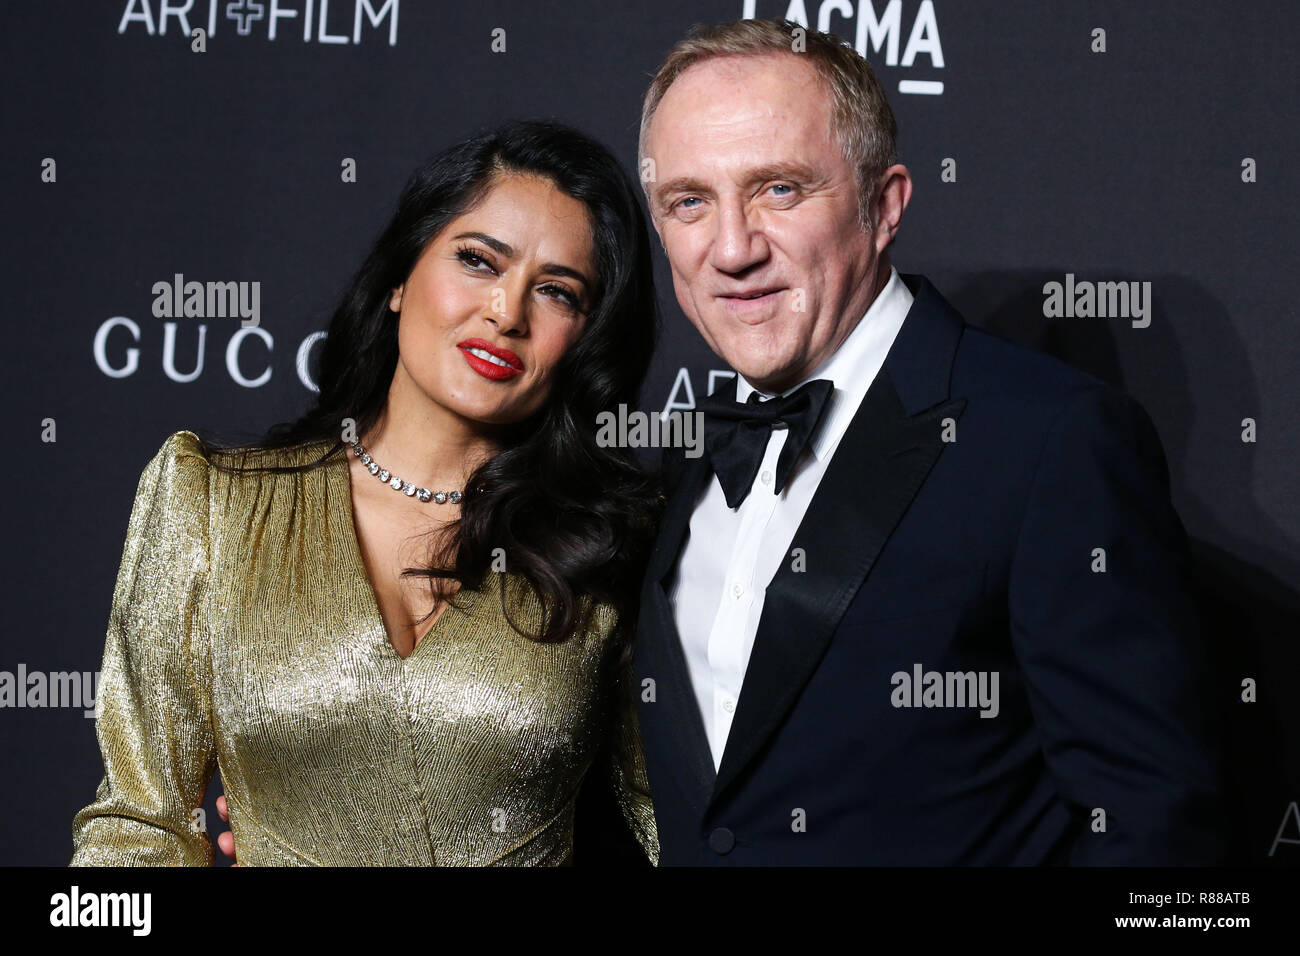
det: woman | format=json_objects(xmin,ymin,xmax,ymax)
[{"xmin": 70, "ymin": 120, "xmax": 661, "ymax": 866}]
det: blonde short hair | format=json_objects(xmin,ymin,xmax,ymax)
[{"xmin": 639, "ymin": 18, "xmax": 898, "ymax": 230}]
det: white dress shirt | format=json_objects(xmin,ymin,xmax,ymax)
[{"xmin": 668, "ymin": 267, "xmax": 914, "ymax": 770}]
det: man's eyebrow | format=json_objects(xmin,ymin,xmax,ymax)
[
  {"xmin": 742, "ymin": 162, "xmax": 819, "ymax": 186},
  {"xmin": 653, "ymin": 177, "xmax": 711, "ymax": 206},
  {"xmin": 453, "ymin": 231, "xmax": 591, "ymax": 287}
]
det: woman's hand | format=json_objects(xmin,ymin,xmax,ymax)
[{"xmin": 215, "ymin": 795, "xmax": 238, "ymax": 866}]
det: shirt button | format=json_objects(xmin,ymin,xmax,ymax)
[
  {"xmin": 732, "ymin": 583, "xmax": 744, "ymax": 598},
  {"xmin": 709, "ymin": 827, "xmax": 736, "ymax": 854},
  {"xmin": 760, "ymin": 470, "xmax": 772, "ymax": 485},
  {"xmin": 722, "ymin": 698, "xmax": 736, "ymax": 714}
]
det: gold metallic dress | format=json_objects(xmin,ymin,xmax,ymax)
[{"xmin": 70, "ymin": 431, "xmax": 657, "ymax": 866}]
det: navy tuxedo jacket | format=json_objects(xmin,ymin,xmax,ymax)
[{"xmin": 634, "ymin": 272, "xmax": 1226, "ymax": 865}]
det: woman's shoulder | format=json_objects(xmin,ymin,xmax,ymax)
[
  {"xmin": 152, "ymin": 429, "xmax": 207, "ymax": 462},
  {"xmin": 151, "ymin": 429, "xmax": 339, "ymax": 472},
  {"xmin": 135, "ymin": 430, "xmax": 211, "ymax": 490},
  {"xmin": 135, "ymin": 431, "xmax": 341, "ymax": 517}
]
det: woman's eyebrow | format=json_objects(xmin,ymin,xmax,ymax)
[
  {"xmin": 540, "ymin": 263, "xmax": 591, "ymax": 286},
  {"xmin": 453, "ymin": 231, "xmax": 514, "ymax": 256},
  {"xmin": 454, "ymin": 231, "xmax": 590, "ymax": 286}
]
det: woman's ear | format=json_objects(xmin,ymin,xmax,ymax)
[{"xmin": 389, "ymin": 285, "xmax": 404, "ymax": 312}]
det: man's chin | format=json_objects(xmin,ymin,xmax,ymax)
[{"xmin": 720, "ymin": 355, "xmax": 806, "ymax": 393}]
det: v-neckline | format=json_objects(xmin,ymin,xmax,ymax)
[{"xmin": 330, "ymin": 440, "xmax": 471, "ymax": 662}]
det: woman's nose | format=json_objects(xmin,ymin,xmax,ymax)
[{"xmin": 484, "ymin": 282, "xmax": 528, "ymax": 336}]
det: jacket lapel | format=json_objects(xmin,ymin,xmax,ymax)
[
  {"xmin": 710, "ymin": 273, "xmax": 968, "ymax": 804},
  {"xmin": 636, "ymin": 456, "xmax": 718, "ymax": 809}
]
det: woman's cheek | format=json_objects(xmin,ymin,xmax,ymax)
[
  {"xmin": 398, "ymin": 317, "xmax": 438, "ymax": 376},
  {"xmin": 426, "ymin": 283, "xmax": 473, "ymax": 334}
]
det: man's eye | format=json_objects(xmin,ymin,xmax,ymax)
[
  {"xmin": 675, "ymin": 196, "xmax": 701, "ymax": 210},
  {"xmin": 769, "ymin": 184, "xmax": 793, "ymax": 196}
]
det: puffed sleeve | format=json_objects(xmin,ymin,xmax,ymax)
[
  {"xmin": 608, "ymin": 644, "xmax": 660, "ymax": 865},
  {"xmin": 71, "ymin": 430, "xmax": 217, "ymax": 866}
]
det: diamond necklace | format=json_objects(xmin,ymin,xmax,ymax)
[{"xmin": 349, "ymin": 439, "xmax": 463, "ymax": 505}]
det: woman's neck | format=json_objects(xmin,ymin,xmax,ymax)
[{"xmin": 358, "ymin": 366, "xmax": 502, "ymax": 493}]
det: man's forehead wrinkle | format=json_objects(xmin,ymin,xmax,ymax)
[
  {"xmin": 657, "ymin": 123, "xmax": 770, "ymax": 181},
  {"xmin": 660, "ymin": 109, "xmax": 813, "ymax": 164},
  {"xmin": 664, "ymin": 86, "xmax": 777, "ymax": 129},
  {"xmin": 665, "ymin": 92, "xmax": 829, "ymax": 151},
  {"xmin": 687, "ymin": 118, "xmax": 773, "ymax": 159}
]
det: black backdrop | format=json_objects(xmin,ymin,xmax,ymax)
[{"xmin": 3, "ymin": 0, "xmax": 1296, "ymax": 865}]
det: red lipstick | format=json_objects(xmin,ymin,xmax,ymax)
[{"xmin": 457, "ymin": 338, "xmax": 524, "ymax": 381}]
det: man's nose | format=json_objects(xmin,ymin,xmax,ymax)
[{"xmin": 708, "ymin": 199, "xmax": 768, "ymax": 274}]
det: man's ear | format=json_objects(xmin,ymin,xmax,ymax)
[
  {"xmin": 873, "ymin": 164, "xmax": 913, "ymax": 253},
  {"xmin": 389, "ymin": 284, "xmax": 404, "ymax": 312}
]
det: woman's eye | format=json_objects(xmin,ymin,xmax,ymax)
[
  {"xmin": 540, "ymin": 285, "xmax": 581, "ymax": 310},
  {"xmin": 456, "ymin": 249, "xmax": 494, "ymax": 271}
]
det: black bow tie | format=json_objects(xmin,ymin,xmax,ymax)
[{"xmin": 699, "ymin": 378, "xmax": 834, "ymax": 509}]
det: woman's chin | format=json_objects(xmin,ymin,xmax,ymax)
[{"xmin": 442, "ymin": 399, "xmax": 532, "ymax": 430}]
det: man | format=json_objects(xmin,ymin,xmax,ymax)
[{"xmin": 630, "ymin": 18, "xmax": 1225, "ymax": 864}]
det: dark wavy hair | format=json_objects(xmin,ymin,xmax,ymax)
[{"xmin": 201, "ymin": 119, "xmax": 662, "ymax": 643}]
